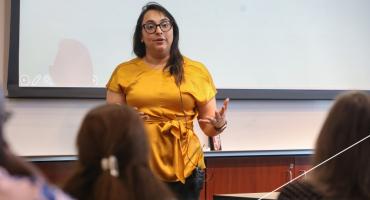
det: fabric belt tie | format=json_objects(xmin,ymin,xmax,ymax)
[{"xmin": 159, "ymin": 119, "xmax": 192, "ymax": 183}]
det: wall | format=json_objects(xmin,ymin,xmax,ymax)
[
  {"xmin": 0, "ymin": 0, "xmax": 332, "ymax": 156},
  {"xmin": 0, "ymin": 0, "xmax": 8, "ymax": 86},
  {"xmin": 3, "ymin": 98, "xmax": 330, "ymax": 156}
]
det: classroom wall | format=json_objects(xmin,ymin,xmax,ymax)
[
  {"xmin": 0, "ymin": 0, "xmax": 332, "ymax": 156},
  {"xmin": 1, "ymin": 0, "xmax": 7, "ymax": 86}
]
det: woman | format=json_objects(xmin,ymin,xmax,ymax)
[
  {"xmin": 0, "ymin": 90, "xmax": 71, "ymax": 200},
  {"xmin": 106, "ymin": 2, "xmax": 228, "ymax": 199},
  {"xmin": 63, "ymin": 104, "xmax": 174, "ymax": 200},
  {"xmin": 278, "ymin": 91, "xmax": 370, "ymax": 200}
]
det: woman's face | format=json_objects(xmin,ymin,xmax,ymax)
[{"xmin": 141, "ymin": 10, "xmax": 173, "ymax": 57}]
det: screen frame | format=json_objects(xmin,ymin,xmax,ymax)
[{"xmin": 7, "ymin": 0, "xmax": 369, "ymax": 100}]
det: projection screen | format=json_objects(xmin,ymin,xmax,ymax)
[{"xmin": 7, "ymin": 0, "xmax": 370, "ymax": 99}]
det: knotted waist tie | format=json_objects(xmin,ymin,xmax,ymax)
[{"xmin": 145, "ymin": 116, "xmax": 196, "ymax": 183}]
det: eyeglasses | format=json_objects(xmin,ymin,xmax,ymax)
[{"xmin": 142, "ymin": 21, "xmax": 173, "ymax": 34}]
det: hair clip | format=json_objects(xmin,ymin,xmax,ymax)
[{"xmin": 101, "ymin": 155, "xmax": 119, "ymax": 177}]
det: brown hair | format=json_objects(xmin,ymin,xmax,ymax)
[
  {"xmin": 133, "ymin": 2, "xmax": 184, "ymax": 85},
  {"xmin": 63, "ymin": 104, "xmax": 174, "ymax": 200},
  {"xmin": 311, "ymin": 91, "xmax": 370, "ymax": 199}
]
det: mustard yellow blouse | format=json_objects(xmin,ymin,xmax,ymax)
[{"xmin": 106, "ymin": 57, "xmax": 216, "ymax": 183}]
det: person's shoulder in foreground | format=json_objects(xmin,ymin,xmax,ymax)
[
  {"xmin": 0, "ymin": 167, "xmax": 72, "ymax": 200},
  {"xmin": 278, "ymin": 181, "xmax": 322, "ymax": 200}
]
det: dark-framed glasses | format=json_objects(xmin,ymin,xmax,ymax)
[{"xmin": 142, "ymin": 21, "xmax": 173, "ymax": 34}]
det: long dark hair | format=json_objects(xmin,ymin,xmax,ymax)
[
  {"xmin": 63, "ymin": 104, "xmax": 174, "ymax": 200},
  {"xmin": 311, "ymin": 91, "xmax": 370, "ymax": 199},
  {"xmin": 133, "ymin": 2, "xmax": 184, "ymax": 85}
]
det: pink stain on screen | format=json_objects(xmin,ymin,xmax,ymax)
[{"xmin": 50, "ymin": 39, "xmax": 94, "ymax": 87}]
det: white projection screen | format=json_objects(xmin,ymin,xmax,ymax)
[{"xmin": 7, "ymin": 0, "xmax": 370, "ymax": 99}]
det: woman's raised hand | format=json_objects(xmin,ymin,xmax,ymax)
[{"xmin": 199, "ymin": 98, "xmax": 229, "ymax": 133}]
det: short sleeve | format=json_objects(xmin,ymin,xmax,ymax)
[
  {"xmin": 187, "ymin": 62, "xmax": 217, "ymax": 105},
  {"xmin": 106, "ymin": 67, "xmax": 123, "ymax": 93}
]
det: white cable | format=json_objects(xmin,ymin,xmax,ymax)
[{"xmin": 258, "ymin": 133, "xmax": 370, "ymax": 200}]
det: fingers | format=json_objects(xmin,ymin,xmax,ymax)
[
  {"xmin": 141, "ymin": 115, "xmax": 150, "ymax": 120},
  {"xmin": 198, "ymin": 117, "xmax": 215, "ymax": 124},
  {"xmin": 198, "ymin": 119, "xmax": 210, "ymax": 124},
  {"xmin": 214, "ymin": 111, "xmax": 221, "ymax": 121},
  {"xmin": 133, "ymin": 107, "xmax": 149, "ymax": 120},
  {"xmin": 223, "ymin": 98, "xmax": 229, "ymax": 111},
  {"xmin": 219, "ymin": 107, "xmax": 225, "ymax": 116},
  {"xmin": 219, "ymin": 98, "xmax": 229, "ymax": 116},
  {"xmin": 199, "ymin": 115, "xmax": 225, "ymax": 128}
]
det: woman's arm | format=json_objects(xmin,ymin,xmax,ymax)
[
  {"xmin": 106, "ymin": 90, "xmax": 149, "ymax": 119},
  {"xmin": 106, "ymin": 90, "xmax": 126, "ymax": 105},
  {"xmin": 197, "ymin": 98, "xmax": 229, "ymax": 137}
]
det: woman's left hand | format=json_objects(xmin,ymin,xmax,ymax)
[{"xmin": 199, "ymin": 98, "xmax": 229, "ymax": 130}]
